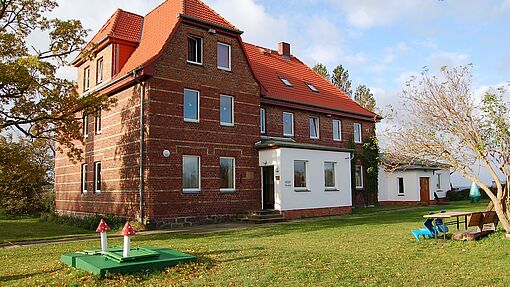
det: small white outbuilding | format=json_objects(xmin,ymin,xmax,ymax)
[{"xmin": 378, "ymin": 157, "xmax": 451, "ymax": 205}]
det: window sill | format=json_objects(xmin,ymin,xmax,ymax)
[
  {"xmin": 220, "ymin": 189, "xmax": 236, "ymax": 193},
  {"xmin": 184, "ymin": 119, "xmax": 200, "ymax": 124},
  {"xmin": 187, "ymin": 60, "xmax": 203, "ymax": 66},
  {"xmin": 397, "ymin": 194, "xmax": 405, "ymax": 197},
  {"xmin": 333, "ymin": 139, "xmax": 342, "ymax": 142},
  {"xmin": 325, "ymin": 188, "xmax": 339, "ymax": 192},
  {"xmin": 183, "ymin": 189, "xmax": 201, "ymax": 194},
  {"xmin": 354, "ymin": 141, "xmax": 362, "ymax": 144},
  {"xmin": 283, "ymin": 134, "xmax": 294, "ymax": 138},
  {"xmin": 294, "ymin": 188, "xmax": 311, "ymax": 192},
  {"xmin": 218, "ymin": 66, "xmax": 232, "ymax": 72},
  {"xmin": 95, "ymin": 131, "xmax": 102, "ymax": 135},
  {"xmin": 355, "ymin": 187, "xmax": 364, "ymax": 190},
  {"xmin": 220, "ymin": 123, "xmax": 235, "ymax": 127},
  {"xmin": 310, "ymin": 137, "xmax": 320, "ymax": 140}
]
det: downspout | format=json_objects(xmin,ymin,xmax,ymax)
[{"xmin": 133, "ymin": 70, "xmax": 145, "ymax": 223}]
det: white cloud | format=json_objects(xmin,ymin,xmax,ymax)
[
  {"xmin": 395, "ymin": 71, "xmax": 417, "ymax": 85},
  {"xmin": 426, "ymin": 51, "xmax": 470, "ymax": 69},
  {"xmin": 206, "ymin": 0, "xmax": 288, "ymax": 49}
]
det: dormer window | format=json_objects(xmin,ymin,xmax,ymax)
[
  {"xmin": 306, "ymin": 82, "xmax": 319, "ymax": 93},
  {"xmin": 280, "ymin": 77, "xmax": 293, "ymax": 87},
  {"xmin": 187, "ymin": 35, "xmax": 203, "ymax": 65}
]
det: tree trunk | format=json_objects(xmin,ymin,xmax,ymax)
[
  {"xmin": 493, "ymin": 198, "xmax": 510, "ymax": 233},
  {"xmin": 486, "ymin": 201, "xmax": 494, "ymax": 211}
]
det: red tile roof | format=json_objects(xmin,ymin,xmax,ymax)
[
  {"xmin": 243, "ymin": 43, "xmax": 379, "ymax": 119},
  {"xmin": 183, "ymin": 0, "xmax": 237, "ymax": 30},
  {"xmin": 87, "ymin": 9, "xmax": 143, "ymax": 46}
]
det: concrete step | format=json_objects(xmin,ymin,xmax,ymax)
[{"xmin": 240, "ymin": 217, "xmax": 286, "ymax": 224}]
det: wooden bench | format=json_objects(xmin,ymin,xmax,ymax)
[{"xmin": 452, "ymin": 211, "xmax": 498, "ymax": 241}]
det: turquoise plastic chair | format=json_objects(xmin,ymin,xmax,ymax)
[{"xmin": 411, "ymin": 216, "xmax": 436, "ymax": 241}]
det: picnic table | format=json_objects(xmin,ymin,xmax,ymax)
[{"xmin": 423, "ymin": 211, "xmax": 474, "ymax": 239}]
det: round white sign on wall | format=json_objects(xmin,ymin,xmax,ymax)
[{"xmin": 163, "ymin": 149, "xmax": 171, "ymax": 158}]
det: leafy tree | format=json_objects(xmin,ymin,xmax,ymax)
[
  {"xmin": 0, "ymin": 0, "xmax": 114, "ymax": 160},
  {"xmin": 388, "ymin": 65, "xmax": 510, "ymax": 233},
  {"xmin": 312, "ymin": 63, "xmax": 330, "ymax": 80},
  {"xmin": 354, "ymin": 85, "xmax": 376, "ymax": 112},
  {"xmin": 332, "ymin": 65, "xmax": 352, "ymax": 96},
  {"xmin": 0, "ymin": 135, "xmax": 53, "ymax": 215}
]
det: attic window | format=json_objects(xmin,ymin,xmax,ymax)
[
  {"xmin": 306, "ymin": 82, "xmax": 319, "ymax": 93},
  {"xmin": 280, "ymin": 77, "xmax": 293, "ymax": 87}
]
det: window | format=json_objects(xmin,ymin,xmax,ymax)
[
  {"xmin": 83, "ymin": 113, "xmax": 88, "ymax": 138},
  {"xmin": 324, "ymin": 162, "xmax": 336, "ymax": 190},
  {"xmin": 183, "ymin": 156, "xmax": 200, "ymax": 193},
  {"xmin": 355, "ymin": 165, "xmax": 363, "ymax": 189},
  {"xmin": 81, "ymin": 164, "xmax": 88, "ymax": 193},
  {"xmin": 220, "ymin": 157, "xmax": 235, "ymax": 192},
  {"xmin": 187, "ymin": 35, "xmax": 203, "ymax": 64},
  {"xmin": 83, "ymin": 66, "xmax": 90, "ymax": 91},
  {"xmin": 94, "ymin": 162, "xmax": 101, "ymax": 193},
  {"xmin": 310, "ymin": 117, "xmax": 320, "ymax": 139},
  {"xmin": 260, "ymin": 108, "xmax": 266, "ymax": 134},
  {"xmin": 398, "ymin": 177, "xmax": 404, "ymax": 195},
  {"xmin": 220, "ymin": 95, "xmax": 234, "ymax": 126},
  {"xmin": 96, "ymin": 58, "xmax": 104, "ymax": 84},
  {"xmin": 283, "ymin": 112, "xmax": 294, "ymax": 137},
  {"xmin": 217, "ymin": 42, "xmax": 231, "ymax": 71},
  {"xmin": 184, "ymin": 89, "xmax": 199, "ymax": 122},
  {"xmin": 354, "ymin": 123, "xmax": 362, "ymax": 143},
  {"xmin": 280, "ymin": 77, "xmax": 293, "ymax": 87},
  {"xmin": 437, "ymin": 173, "xmax": 441, "ymax": 189},
  {"xmin": 305, "ymin": 82, "xmax": 319, "ymax": 93},
  {"xmin": 333, "ymin": 119, "xmax": 342, "ymax": 141},
  {"xmin": 294, "ymin": 160, "xmax": 308, "ymax": 190},
  {"xmin": 95, "ymin": 109, "xmax": 102, "ymax": 134}
]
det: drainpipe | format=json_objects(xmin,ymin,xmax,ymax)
[{"xmin": 133, "ymin": 70, "xmax": 145, "ymax": 223}]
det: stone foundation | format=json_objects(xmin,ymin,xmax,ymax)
[{"xmin": 281, "ymin": 206, "xmax": 352, "ymax": 220}]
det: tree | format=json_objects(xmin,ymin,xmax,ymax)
[
  {"xmin": 313, "ymin": 63, "xmax": 330, "ymax": 80},
  {"xmin": 0, "ymin": 0, "xmax": 114, "ymax": 160},
  {"xmin": 332, "ymin": 65, "xmax": 352, "ymax": 96},
  {"xmin": 354, "ymin": 85, "xmax": 376, "ymax": 112},
  {"xmin": 387, "ymin": 65, "xmax": 510, "ymax": 233},
  {"xmin": 0, "ymin": 135, "xmax": 53, "ymax": 214}
]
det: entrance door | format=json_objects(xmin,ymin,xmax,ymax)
[
  {"xmin": 262, "ymin": 166, "xmax": 275, "ymax": 210},
  {"xmin": 419, "ymin": 177, "xmax": 430, "ymax": 204}
]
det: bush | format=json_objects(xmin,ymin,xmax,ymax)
[
  {"xmin": 447, "ymin": 187, "xmax": 492, "ymax": 201},
  {"xmin": 39, "ymin": 213, "xmax": 128, "ymax": 231}
]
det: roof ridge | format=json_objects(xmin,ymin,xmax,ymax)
[{"xmin": 190, "ymin": 0, "xmax": 238, "ymax": 30}]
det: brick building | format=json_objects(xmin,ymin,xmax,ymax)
[{"xmin": 55, "ymin": 0, "xmax": 380, "ymax": 226}]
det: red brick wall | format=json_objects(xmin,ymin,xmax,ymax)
[
  {"xmin": 281, "ymin": 206, "xmax": 352, "ymax": 220},
  {"xmin": 143, "ymin": 22, "xmax": 261, "ymax": 222},
  {"xmin": 379, "ymin": 201, "xmax": 420, "ymax": 206}
]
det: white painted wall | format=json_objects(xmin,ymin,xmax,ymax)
[
  {"xmin": 378, "ymin": 167, "xmax": 451, "ymax": 202},
  {"xmin": 259, "ymin": 148, "xmax": 352, "ymax": 211}
]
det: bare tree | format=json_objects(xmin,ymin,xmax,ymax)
[{"xmin": 387, "ymin": 65, "xmax": 510, "ymax": 233}]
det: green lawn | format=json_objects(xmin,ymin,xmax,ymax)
[
  {"xmin": 2, "ymin": 201, "xmax": 509, "ymax": 286},
  {"xmin": 0, "ymin": 218, "xmax": 93, "ymax": 243}
]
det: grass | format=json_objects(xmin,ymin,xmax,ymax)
[
  {"xmin": 0, "ymin": 217, "xmax": 93, "ymax": 243},
  {"xmin": 1, "ymin": 200, "xmax": 510, "ymax": 286}
]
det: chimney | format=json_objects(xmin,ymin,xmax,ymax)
[{"xmin": 278, "ymin": 42, "xmax": 291, "ymax": 60}]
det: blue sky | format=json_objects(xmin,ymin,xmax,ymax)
[{"xmin": 47, "ymin": 0, "xmax": 510, "ymax": 186}]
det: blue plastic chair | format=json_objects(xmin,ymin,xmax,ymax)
[
  {"xmin": 411, "ymin": 217, "xmax": 436, "ymax": 241},
  {"xmin": 434, "ymin": 210, "xmax": 449, "ymax": 234}
]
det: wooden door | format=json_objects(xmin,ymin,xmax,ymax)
[
  {"xmin": 419, "ymin": 177, "xmax": 430, "ymax": 204},
  {"xmin": 262, "ymin": 166, "xmax": 275, "ymax": 210}
]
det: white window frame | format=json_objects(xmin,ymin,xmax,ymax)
[
  {"xmin": 81, "ymin": 164, "xmax": 88, "ymax": 193},
  {"xmin": 219, "ymin": 157, "xmax": 236, "ymax": 192},
  {"xmin": 333, "ymin": 119, "xmax": 342, "ymax": 141},
  {"xmin": 355, "ymin": 165, "xmax": 364, "ymax": 189},
  {"xmin": 354, "ymin": 123, "xmax": 362, "ymax": 144},
  {"xmin": 187, "ymin": 35, "xmax": 203, "ymax": 65},
  {"xmin": 96, "ymin": 58, "xmax": 104, "ymax": 84},
  {"xmin": 283, "ymin": 112, "xmax": 294, "ymax": 137},
  {"xmin": 437, "ymin": 173, "xmax": 441, "ymax": 189},
  {"xmin": 83, "ymin": 66, "xmax": 90, "ymax": 91},
  {"xmin": 310, "ymin": 117, "xmax": 320, "ymax": 139},
  {"xmin": 95, "ymin": 109, "xmax": 102, "ymax": 135},
  {"xmin": 280, "ymin": 77, "xmax": 293, "ymax": 87},
  {"xmin": 183, "ymin": 155, "xmax": 201, "ymax": 193},
  {"xmin": 184, "ymin": 89, "xmax": 200, "ymax": 123},
  {"xmin": 260, "ymin": 108, "xmax": 266, "ymax": 134},
  {"xmin": 306, "ymin": 82, "xmax": 319, "ymax": 93},
  {"xmin": 294, "ymin": 160, "xmax": 309, "ymax": 191},
  {"xmin": 398, "ymin": 177, "xmax": 405, "ymax": 195},
  {"xmin": 220, "ymin": 94, "xmax": 234, "ymax": 126},
  {"xmin": 94, "ymin": 161, "xmax": 101, "ymax": 193},
  {"xmin": 217, "ymin": 42, "xmax": 231, "ymax": 71},
  {"xmin": 324, "ymin": 161, "xmax": 337, "ymax": 191},
  {"xmin": 83, "ymin": 113, "xmax": 88, "ymax": 138}
]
